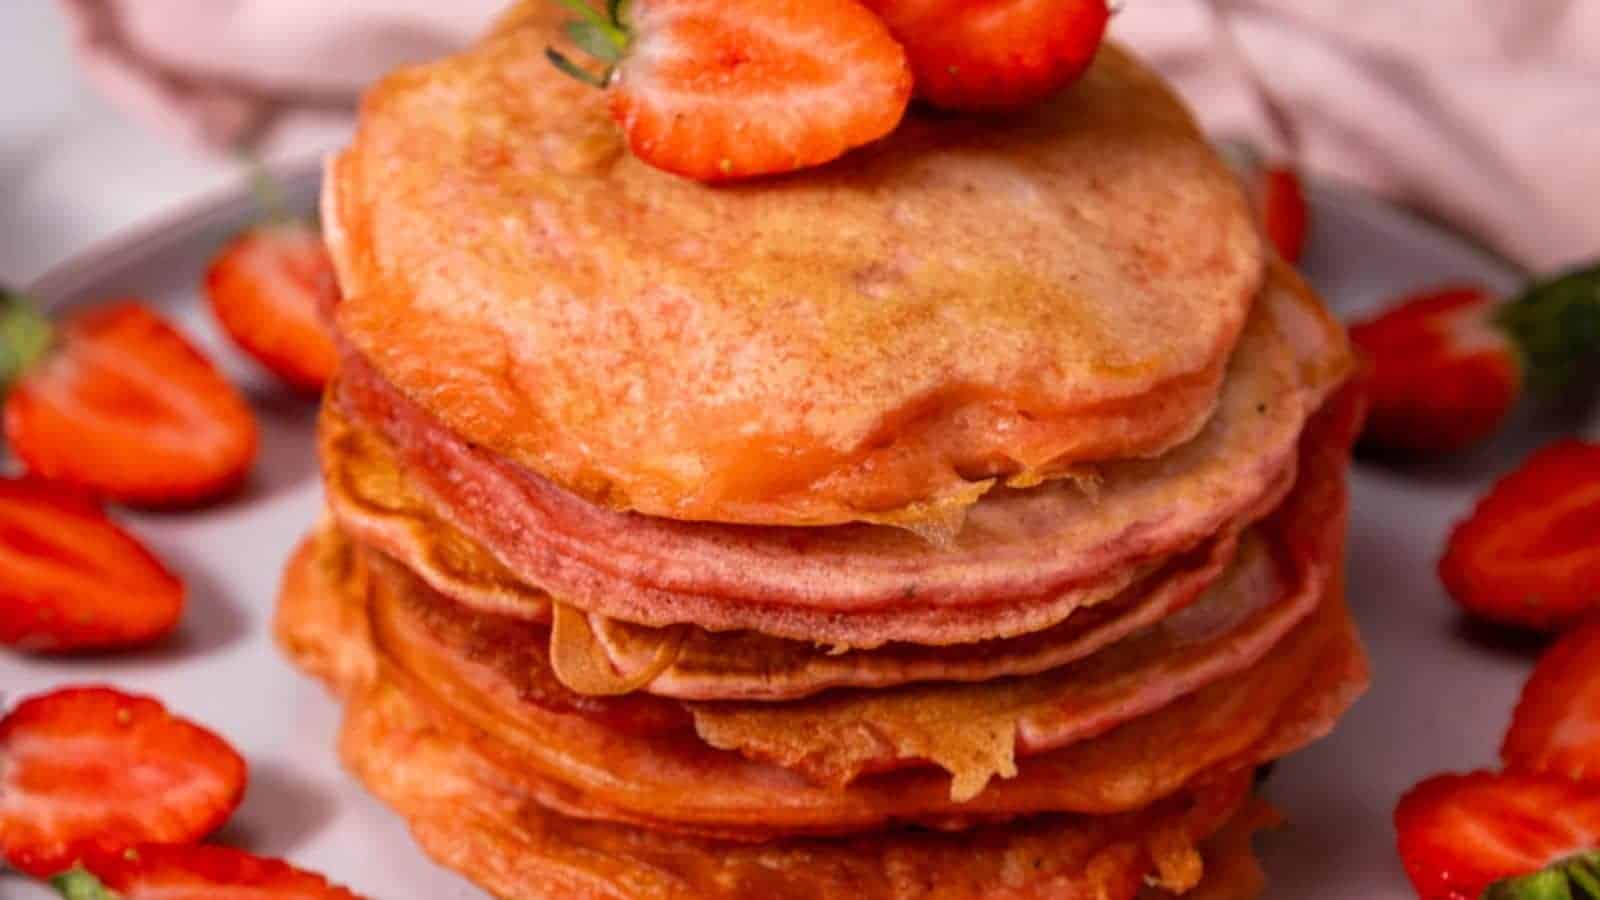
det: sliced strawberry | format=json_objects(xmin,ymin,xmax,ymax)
[
  {"xmin": 0, "ymin": 477, "xmax": 183, "ymax": 652},
  {"xmin": 0, "ymin": 687, "xmax": 247, "ymax": 877},
  {"xmin": 1395, "ymin": 770, "xmax": 1600, "ymax": 900},
  {"xmin": 1504, "ymin": 620, "xmax": 1600, "ymax": 779},
  {"xmin": 205, "ymin": 221, "xmax": 340, "ymax": 394},
  {"xmin": 1350, "ymin": 265, "xmax": 1600, "ymax": 456},
  {"xmin": 1439, "ymin": 439, "xmax": 1600, "ymax": 631},
  {"xmin": 51, "ymin": 844, "xmax": 364, "ymax": 899},
  {"xmin": 548, "ymin": 0, "xmax": 912, "ymax": 181},
  {"xmin": 861, "ymin": 0, "xmax": 1109, "ymax": 112},
  {"xmin": 3, "ymin": 301, "xmax": 258, "ymax": 507},
  {"xmin": 1349, "ymin": 286, "xmax": 1521, "ymax": 455}
]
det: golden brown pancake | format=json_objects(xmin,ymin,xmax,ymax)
[
  {"xmin": 273, "ymin": 519, "xmax": 375, "ymax": 697},
  {"xmin": 339, "ymin": 672, "xmax": 1257, "ymax": 900},
  {"xmin": 1140, "ymin": 798, "xmax": 1276, "ymax": 900},
  {"xmin": 323, "ymin": 17, "xmax": 1264, "ymax": 529},
  {"xmin": 321, "ymin": 391, "xmax": 1253, "ymax": 700},
  {"xmin": 548, "ymin": 533, "xmax": 1236, "ymax": 701},
  {"xmin": 277, "ymin": 381, "xmax": 1369, "ymax": 839},
  {"xmin": 326, "ymin": 267, "xmax": 1346, "ymax": 648},
  {"xmin": 687, "ymin": 535, "xmax": 1306, "ymax": 799},
  {"xmin": 291, "ymin": 8, "xmax": 1366, "ymax": 897},
  {"xmin": 684, "ymin": 377, "xmax": 1361, "ymax": 793},
  {"xmin": 277, "ymin": 516, "xmax": 1363, "ymax": 837}
]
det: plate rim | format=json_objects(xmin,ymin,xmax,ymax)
[{"xmin": 25, "ymin": 154, "xmax": 326, "ymax": 306}]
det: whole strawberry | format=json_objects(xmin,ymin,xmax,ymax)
[{"xmin": 1350, "ymin": 264, "xmax": 1600, "ymax": 456}]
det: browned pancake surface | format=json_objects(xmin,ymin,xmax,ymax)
[
  {"xmin": 326, "ymin": 18, "xmax": 1263, "ymax": 529},
  {"xmin": 340, "ymin": 673, "xmax": 1255, "ymax": 900},
  {"xmin": 326, "ymin": 268, "xmax": 1344, "ymax": 647}
]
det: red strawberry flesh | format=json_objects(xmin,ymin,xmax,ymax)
[
  {"xmin": 0, "ymin": 477, "xmax": 184, "ymax": 652},
  {"xmin": 0, "ymin": 687, "xmax": 247, "ymax": 877},
  {"xmin": 1349, "ymin": 286, "xmax": 1520, "ymax": 455},
  {"xmin": 56, "ymin": 843, "xmax": 364, "ymax": 899},
  {"xmin": 1396, "ymin": 770, "xmax": 1600, "ymax": 900},
  {"xmin": 1440, "ymin": 440, "xmax": 1600, "ymax": 631}
]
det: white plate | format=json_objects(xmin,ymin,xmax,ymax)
[{"xmin": 1, "ymin": 165, "xmax": 1550, "ymax": 899}]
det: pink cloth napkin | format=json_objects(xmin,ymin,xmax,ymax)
[{"xmin": 59, "ymin": 0, "xmax": 1600, "ymax": 271}]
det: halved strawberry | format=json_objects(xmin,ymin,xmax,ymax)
[
  {"xmin": 0, "ymin": 687, "xmax": 247, "ymax": 877},
  {"xmin": 1350, "ymin": 265, "xmax": 1600, "ymax": 456},
  {"xmin": 2, "ymin": 298, "xmax": 258, "ymax": 507},
  {"xmin": 861, "ymin": 0, "xmax": 1109, "ymax": 112},
  {"xmin": 1349, "ymin": 286, "xmax": 1519, "ymax": 455},
  {"xmin": 547, "ymin": 0, "xmax": 912, "ymax": 181},
  {"xmin": 205, "ymin": 220, "xmax": 340, "ymax": 394},
  {"xmin": 1439, "ymin": 439, "xmax": 1600, "ymax": 631},
  {"xmin": 0, "ymin": 476, "xmax": 183, "ymax": 652},
  {"xmin": 1503, "ymin": 620, "xmax": 1600, "ymax": 779},
  {"xmin": 50, "ymin": 844, "xmax": 364, "ymax": 899},
  {"xmin": 1395, "ymin": 770, "xmax": 1600, "ymax": 900}
]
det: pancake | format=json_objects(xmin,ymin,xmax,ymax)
[
  {"xmin": 689, "ymin": 533, "xmax": 1311, "ymax": 799},
  {"xmin": 324, "ymin": 17, "xmax": 1264, "ymax": 530},
  {"xmin": 686, "ymin": 376, "xmax": 1360, "ymax": 792},
  {"xmin": 321, "ymin": 394, "xmax": 1251, "ymax": 699},
  {"xmin": 278, "ymin": 520, "xmax": 692, "ymax": 740},
  {"xmin": 273, "ymin": 518, "xmax": 375, "ymax": 697},
  {"xmin": 279, "ymin": 380, "xmax": 1369, "ymax": 838},
  {"xmin": 1140, "ymin": 798, "xmax": 1276, "ymax": 900},
  {"xmin": 278, "ymin": 520, "xmax": 1363, "ymax": 837},
  {"xmin": 329, "ymin": 265, "xmax": 1345, "ymax": 648},
  {"xmin": 551, "ymin": 533, "xmax": 1237, "ymax": 701},
  {"xmin": 340, "ymin": 672, "xmax": 1257, "ymax": 899}
]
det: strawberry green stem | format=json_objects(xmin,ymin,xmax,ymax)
[
  {"xmin": 243, "ymin": 156, "xmax": 293, "ymax": 225},
  {"xmin": 546, "ymin": 0, "xmax": 632, "ymax": 88},
  {"xmin": 0, "ymin": 288, "xmax": 54, "ymax": 396},
  {"xmin": 50, "ymin": 868, "xmax": 119, "ymax": 900},
  {"xmin": 1485, "ymin": 850, "xmax": 1600, "ymax": 900},
  {"xmin": 1496, "ymin": 263, "xmax": 1600, "ymax": 392}
]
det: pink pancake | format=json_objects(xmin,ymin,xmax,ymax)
[
  {"xmin": 319, "ymin": 398, "xmax": 1254, "ymax": 700},
  {"xmin": 685, "ymin": 377, "xmax": 1363, "ymax": 794},
  {"xmin": 339, "ymin": 671, "xmax": 1258, "ymax": 900},
  {"xmin": 282, "ymin": 532, "xmax": 1360, "ymax": 835},
  {"xmin": 333, "ymin": 271, "xmax": 1346, "ymax": 647}
]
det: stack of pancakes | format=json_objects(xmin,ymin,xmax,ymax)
[{"xmin": 277, "ymin": 7, "xmax": 1369, "ymax": 898}]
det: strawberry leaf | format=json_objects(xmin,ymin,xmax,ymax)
[
  {"xmin": 0, "ymin": 289, "xmax": 53, "ymax": 396},
  {"xmin": 1497, "ymin": 264, "xmax": 1600, "ymax": 392},
  {"xmin": 564, "ymin": 20, "xmax": 623, "ymax": 64},
  {"xmin": 1486, "ymin": 850, "xmax": 1600, "ymax": 900},
  {"xmin": 51, "ymin": 868, "xmax": 120, "ymax": 900},
  {"xmin": 545, "ymin": 48, "xmax": 610, "ymax": 88},
  {"xmin": 549, "ymin": 0, "xmax": 610, "ymax": 29},
  {"xmin": 546, "ymin": 0, "xmax": 628, "ymax": 88}
]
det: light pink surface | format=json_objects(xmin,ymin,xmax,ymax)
[{"xmin": 56, "ymin": 0, "xmax": 1598, "ymax": 269}]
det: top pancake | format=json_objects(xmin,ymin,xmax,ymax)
[{"xmin": 325, "ymin": 20, "xmax": 1263, "ymax": 528}]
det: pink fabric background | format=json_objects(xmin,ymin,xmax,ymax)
[{"xmin": 58, "ymin": 0, "xmax": 1600, "ymax": 272}]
